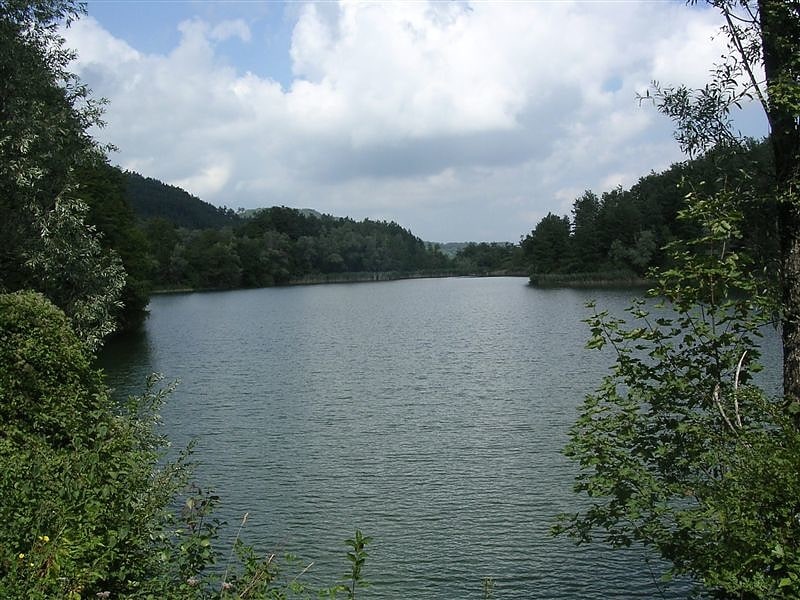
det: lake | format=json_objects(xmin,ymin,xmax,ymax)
[{"xmin": 101, "ymin": 276, "xmax": 776, "ymax": 599}]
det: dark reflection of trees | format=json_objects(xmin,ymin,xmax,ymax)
[{"xmin": 96, "ymin": 328, "xmax": 154, "ymax": 401}]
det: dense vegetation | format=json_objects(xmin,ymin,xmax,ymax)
[
  {"xmin": 142, "ymin": 206, "xmax": 454, "ymax": 290},
  {"xmin": 124, "ymin": 170, "xmax": 239, "ymax": 230},
  {"xmin": 0, "ymin": 1, "xmax": 370, "ymax": 598},
  {"xmin": 450, "ymin": 242, "xmax": 526, "ymax": 275},
  {"xmin": 0, "ymin": 0, "xmax": 125, "ymax": 349},
  {"xmin": 128, "ymin": 141, "xmax": 783, "ymax": 295},
  {"xmin": 77, "ymin": 162, "xmax": 153, "ymax": 332},
  {"xmin": 556, "ymin": 1, "xmax": 800, "ymax": 598},
  {"xmin": 121, "ymin": 171, "xmax": 528, "ymax": 290},
  {"xmin": 522, "ymin": 139, "xmax": 778, "ymax": 283},
  {"xmin": 3, "ymin": 0, "xmax": 798, "ymax": 597}
]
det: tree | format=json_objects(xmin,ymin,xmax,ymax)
[
  {"xmin": 75, "ymin": 159, "xmax": 154, "ymax": 333},
  {"xmin": 557, "ymin": 1, "xmax": 800, "ymax": 597},
  {"xmin": 608, "ymin": 229, "xmax": 658, "ymax": 275},
  {"xmin": 650, "ymin": 0, "xmax": 799, "ymax": 410},
  {"xmin": 556, "ymin": 190, "xmax": 800, "ymax": 597},
  {"xmin": 759, "ymin": 0, "xmax": 800, "ymax": 415},
  {"xmin": 143, "ymin": 217, "xmax": 180, "ymax": 283},
  {"xmin": 0, "ymin": 292, "xmax": 182, "ymax": 597},
  {"xmin": 0, "ymin": 0, "xmax": 125, "ymax": 349},
  {"xmin": 522, "ymin": 212, "xmax": 571, "ymax": 274},
  {"xmin": 453, "ymin": 242, "xmax": 522, "ymax": 273},
  {"xmin": 594, "ymin": 187, "xmax": 642, "ymax": 262},
  {"xmin": 570, "ymin": 190, "xmax": 602, "ymax": 271}
]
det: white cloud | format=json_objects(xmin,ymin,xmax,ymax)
[
  {"xmin": 651, "ymin": 12, "xmax": 726, "ymax": 89},
  {"xmin": 62, "ymin": 1, "xmax": 763, "ymax": 242},
  {"xmin": 173, "ymin": 160, "xmax": 232, "ymax": 199},
  {"xmin": 211, "ymin": 19, "xmax": 252, "ymax": 43}
]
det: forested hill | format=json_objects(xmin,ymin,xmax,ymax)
[
  {"xmin": 522, "ymin": 139, "xmax": 778, "ymax": 284},
  {"xmin": 142, "ymin": 205, "xmax": 455, "ymax": 291},
  {"xmin": 104, "ymin": 140, "xmax": 778, "ymax": 313},
  {"xmin": 116, "ymin": 168, "xmax": 525, "ymax": 290},
  {"xmin": 123, "ymin": 170, "xmax": 239, "ymax": 229},
  {"xmin": 69, "ymin": 164, "xmax": 467, "ymax": 329}
]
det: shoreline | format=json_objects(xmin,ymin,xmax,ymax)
[
  {"xmin": 149, "ymin": 270, "xmax": 530, "ymax": 295},
  {"xmin": 528, "ymin": 272, "xmax": 653, "ymax": 289}
]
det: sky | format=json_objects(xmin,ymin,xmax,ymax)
[{"xmin": 63, "ymin": 0, "xmax": 769, "ymax": 243}]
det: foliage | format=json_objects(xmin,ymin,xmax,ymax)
[
  {"xmin": 76, "ymin": 159, "xmax": 154, "ymax": 333},
  {"xmin": 0, "ymin": 291, "xmax": 108, "ymax": 445},
  {"xmin": 24, "ymin": 195, "xmax": 126, "ymax": 349},
  {"xmin": 558, "ymin": 2, "xmax": 800, "ymax": 596},
  {"xmin": 522, "ymin": 140, "xmax": 777, "ymax": 283},
  {"xmin": 121, "ymin": 170, "xmax": 460, "ymax": 289},
  {"xmin": 143, "ymin": 206, "xmax": 453, "ymax": 290},
  {"xmin": 554, "ymin": 192, "xmax": 800, "ymax": 597},
  {"xmin": 453, "ymin": 241, "xmax": 526, "ymax": 274},
  {"xmin": 0, "ymin": 291, "xmax": 179, "ymax": 598},
  {"xmin": 0, "ymin": 0, "xmax": 125, "ymax": 348},
  {"xmin": 521, "ymin": 212, "xmax": 571, "ymax": 274},
  {"xmin": 0, "ymin": 291, "xmax": 368, "ymax": 599},
  {"xmin": 528, "ymin": 270, "xmax": 647, "ymax": 288},
  {"xmin": 124, "ymin": 169, "xmax": 239, "ymax": 230},
  {"xmin": 342, "ymin": 530, "xmax": 371, "ymax": 600},
  {"xmin": 650, "ymin": 0, "xmax": 799, "ymax": 407}
]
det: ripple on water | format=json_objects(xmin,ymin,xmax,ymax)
[{"xmin": 99, "ymin": 279, "xmax": 749, "ymax": 599}]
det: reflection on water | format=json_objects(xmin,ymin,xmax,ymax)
[{"xmin": 99, "ymin": 327, "xmax": 152, "ymax": 391}]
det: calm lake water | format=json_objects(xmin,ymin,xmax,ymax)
[{"xmin": 100, "ymin": 276, "xmax": 781, "ymax": 599}]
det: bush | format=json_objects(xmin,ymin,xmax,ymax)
[
  {"xmin": 0, "ymin": 292, "xmax": 180, "ymax": 598},
  {"xmin": 0, "ymin": 291, "xmax": 366, "ymax": 599},
  {"xmin": 0, "ymin": 291, "xmax": 106, "ymax": 445}
]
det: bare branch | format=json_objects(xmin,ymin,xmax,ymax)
[
  {"xmin": 713, "ymin": 383, "xmax": 739, "ymax": 434},
  {"xmin": 733, "ymin": 350, "xmax": 748, "ymax": 427},
  {"xmin": 721, "ymin": 4, "xmax": 770, "ymax": 117}
]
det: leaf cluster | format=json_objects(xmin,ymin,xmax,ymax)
[
  {"xmin": 555, "ymin": 191, "xmax": 800, "ymax": 597},
  {"xmin": 342, "ymin": 530, "xmax": 371, "ymax": 600},
  {"xmin": 0, "ymin": 0, "xmax": 125, "ymax": 348}
]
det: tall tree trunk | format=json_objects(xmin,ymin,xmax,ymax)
[{"xmin": 758, "ymin": 0, "xmax": 800, "ymax": 413}]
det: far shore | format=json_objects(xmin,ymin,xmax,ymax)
[
  {"xmin": 149, "ymin": 269, "xmax": 530, "ymax": 295},
  {"xmin": 528, "ymin": 271, "xmax": 653, "ymax": 289}
]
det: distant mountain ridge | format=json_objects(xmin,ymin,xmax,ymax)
[
  {"xmin": 437, "ymin": 242, "xmax": 470, "ymax": 257},
  {"xmin": 122, "ymin": 170, "xmax": 238, "ymax": 229},
  {"xmin": 240, "ymin": 207, "xmax": 323, "ymax": 220},
  {"xmin": 121, "ymin": 171, "xmax": 470, "ymax": 249},
  {"xmin": 122, "ymin": 171, "xmax": 337, "ymax": 231}
]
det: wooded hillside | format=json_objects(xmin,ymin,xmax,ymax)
[{"xmin": 522, "ymin": 140, "xmax": 777, "ymax": 283}]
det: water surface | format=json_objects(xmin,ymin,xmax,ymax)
[{"xmin": 102, "ymin": 277, "xmax": 774, "ymax": 598}]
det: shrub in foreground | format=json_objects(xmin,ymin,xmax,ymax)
[{"xmin": 0, "ymin": 291, "xmax": 366, "ymax": 599}]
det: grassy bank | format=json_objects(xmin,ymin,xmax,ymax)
[{"xmin": 529, "ymin": 270, "xmax": 652, "ymax": 288}]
